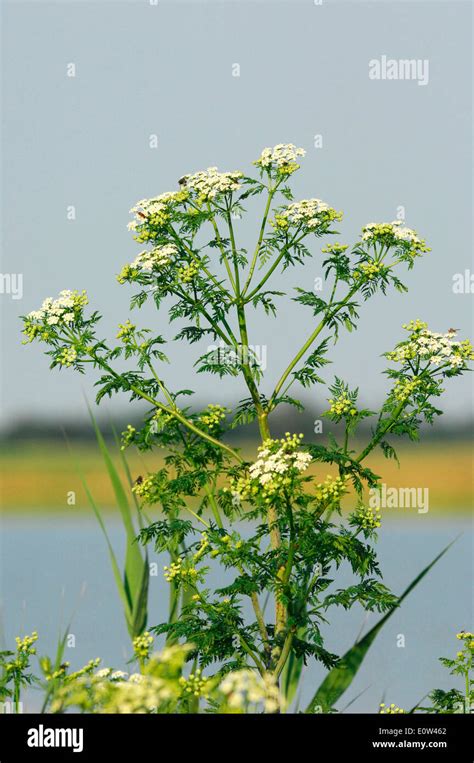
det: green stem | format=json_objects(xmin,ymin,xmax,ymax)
[
  {"xmin": 184, "ymin": 505, "xmax": 210, "ymax": 528},
  {"xmin": 269, "ymin": 317, "xmax": 325, "ymax": 409},
  {"xmin": 250, "ymin": 592, "xmax": 271, "ymax": 655},
  {"xmin": 236, "ymin": 299, "xmax": 263, "ymax": 411},
  {"xmin": 207, "ymin": 205, "xmax": 237, "ymax": 292},
  {"xmin": 168, "ymin": 225, "xmax": 231, "ymax": 298},
  {"xmin": 171, "ymin": 284, "xmax": 238, "ymax": 346},
  {"xmin": 282, "ymin": 499, "xmax": 296, "ymax": 587},
  {"xmin": 238, "ymin": 634, "xmax": 266, "ymax": 675},
  {"xmin": 13, "ymin": 676, "xmax": 20, "ymax": 714},
  {"xmin": 225, "ymin": 199, "xmax": 241, "ymax": 295},
  {"xmin": 355, "ymin": 400, "xmax": 407, "ymax": 463},
  {"xmin": 146, "ymin": 360, "xmax": 175, "ymax": 409},
  {"xmin": 166, "ymin": 519, "xmax": 180, "ymax": 645},
  {"xmin": 242, "ymin": 182, "xmax": 278, "ymax": 295},
  {"xmin": 273, "ymin": 631, "xmax": 295, "ymax": 680},
  {"xmin": 343, "ymin": 423, "xmax": 349, "ymax": 455},
  {"xmin": 268, "ymin": 286, "xmax": 358, "ymax": 411},
  {"xmin": 204, "ymin": 482, "xmax": 224, "ymax": 529},
  {"xmin": 245, "ymin": 231, "xmax": 307, "ymax": 302},
  {"xmin": 89, "ymin": 351, "xmax": 243, "ymax": 463},
  {"xmin": 256, "ymin": 411, "xmax": 286, "ymax": 639},
  {"xmin": 465, "ymin": 669, "xmax": 470, "ymax": 713}
]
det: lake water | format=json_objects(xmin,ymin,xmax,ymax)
[{"xmin": 0, "ymin": 512, "xmax": 472, "ymax": 712}]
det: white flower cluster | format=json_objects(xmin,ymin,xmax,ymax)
[
  {"xmin": 418, "ymin": 331, "xmax": 465, "ymax": 367},
  {"xmin": 102, "ymin": 674, "xmax": 174, "ymax": 713},
  {"xmin": 27, "ymin": 290, "xmax": 88, "ymax": 326},
  {"xmin": 219, "ymin": 669, "xmax": 281, "ymax": 713},
  {"xmin": 255, "ymin": 143, "xmax": 306, "ymax": 171},
  {"xmin": 387, "ymin": 321, "xmax": 474, "ymax": 369},
  {"xmin": 229, "ymin": 433, "xmax": 312, "ymax": 503},
  {"xmin": 131, "ymin": 244, "xmax": 178, "ymax": 271},
  {"xmin": 362, "ymin": 221, "xmax": 419, "ymax": 242},
  {"xmin": 129, "ymin": 673, "xmax": 146, "ymax": 684},
  {"xmin": 361, "ymin": 221, "xmax": 430, "ymax": 254},
  {"xmin": 249, "ymin": 445, "xmax": 312, "ymax": 486},
  {"xmin": 182, "ymin": 166, "xmax": 243, "ymax": 201},
  {"xmin": 95, "ymin": 668, "xmax": 128, "ymax": 682},
  {"xmin": 276, "ymin": 198, "xmax": 342, "ymax": 230},
  {"xmin": 128, "ymin": 191, "xmax": 188, "ymax": 231}
]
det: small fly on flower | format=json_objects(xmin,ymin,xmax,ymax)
[{"xmin": 134, "ymin": 475, "xmax": 143, "ymax": 486}]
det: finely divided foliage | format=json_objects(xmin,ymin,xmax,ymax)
[{"xmin": 20, "ymin": 143, "xmax": 473, "ymax": 713}]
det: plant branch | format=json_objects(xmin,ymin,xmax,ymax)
[
  {"xmin": 268, "ymin": 285, "xmax": 358, "ymax": 411},
  {"xmin": 89, "ymin": 350, "xmax": 243, "ymax": 463},
  {"xmin": 244, "ymin": 230, "xmax": 307, "ymax": 302},
  {"xmin": 242, "ymin": 182, "xmax": 279, "ymax": 295}
]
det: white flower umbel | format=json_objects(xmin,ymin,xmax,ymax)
[
  {"xmin": 361, "ymin": 221, "xmax": 430, "ymax": 256},
  {"xmin": 255, "ymin": 143, "xmax": 306, "ymax": 174},
  {"xmin": 219, "ymin": 669, "xmax": 281, "ymax": 713},
  {"xmin": 386, "ymin": 320, "xmax": 474, "ymax": 370},
  {"xmin": 131, "ymin": 244, "xmax": 178, "ymax": 272},
  {"xmin": 230, "ymin": 433, "xmax": 312, "ymax": 502},
  {"xmin": 181, "ymin": 167, "xmax": 243, "ymax": 201},
  {"xmin": 275, "ymin": 198, "xmax": 342, "ymax": 230},
  {"xmin": 128, "ymin": 190, "xmax": 188, "ymax": 231},
  {"xmin": 26, "ymin": 290, "xmax": 88, "ymax": 327}
]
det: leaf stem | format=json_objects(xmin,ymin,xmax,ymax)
[
  {"xmin": 273, "ymin": 631, "xmax": 295, "ymax": 680},
  {"xmin": 89, "ymin": 351, "xmax": 243, "ymax": 463},
  {"xmin": 207, "ymin": 204, "xmax": 237, "ymax": 293},
  {"xmin": 268, "ymin": 286, "xmax": 358, "ymax": 411},
  {"xmin": 242, "ymin": 182, "xmax": 278, "ymax": 295},
  {"xmin": 244, "ymin": 230, "xmax": 307, "ymax": 302}
]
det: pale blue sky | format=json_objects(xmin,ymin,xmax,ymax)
[{"xmin": 1, "ymin": 0, "xmax": 472, "ymax": 428}]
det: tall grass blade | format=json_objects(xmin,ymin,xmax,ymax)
[
  {"xmin": 88, "ymin": 406, "xmax": 149, "ymax": 638},
  {"xmin": 40, "ymin": 624, "xmax": 72, "ymax": 713},
  {"xmin": 281, "ymin": 627, "xmax": 305, "ymax": 707},
  {"xmin": 79, "ymin": 471, "xmax": 133, "ymax": 627},
  {"xmin": 305, "ymin": 539, "xmax": 456, "ymax": 713}
]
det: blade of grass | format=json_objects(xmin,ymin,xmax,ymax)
[
  {"xmin": 281, "ymin": 627, "xmax": 305, "ymax": 707},
  {"xmin": 87, "ymin": 405, "xmax": 148, "ymax": 635},
  {"xmin": 79, "ymin": 470, "xmax": 133, "ymax": 629},
  {"xmin": 40, "ymin": 624, "xmax": 72, "ymax": 713},
  {"xmin": 111, "ymin": 424, "xmax": 145, "ymax": 523},
  {"xmin": 131, "ymin": 547, "xmax": 149, "ymax": 636},
  {"xmin": 305, "ymin": 538, "xmax": 457, "ymax": 713}
]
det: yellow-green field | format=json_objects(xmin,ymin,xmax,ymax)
[{"xmin": 0, "ymin": 439, "xmax": 472, "ymax": 514}]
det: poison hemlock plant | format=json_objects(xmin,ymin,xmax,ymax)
[{"xmin": 21, "ymin": 143, "xmax": 473, "ymax": 713}]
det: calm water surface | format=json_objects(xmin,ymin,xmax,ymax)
[{"xmin": 0, "ymin": 512, "xmax": 472, "ymax": 712}]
